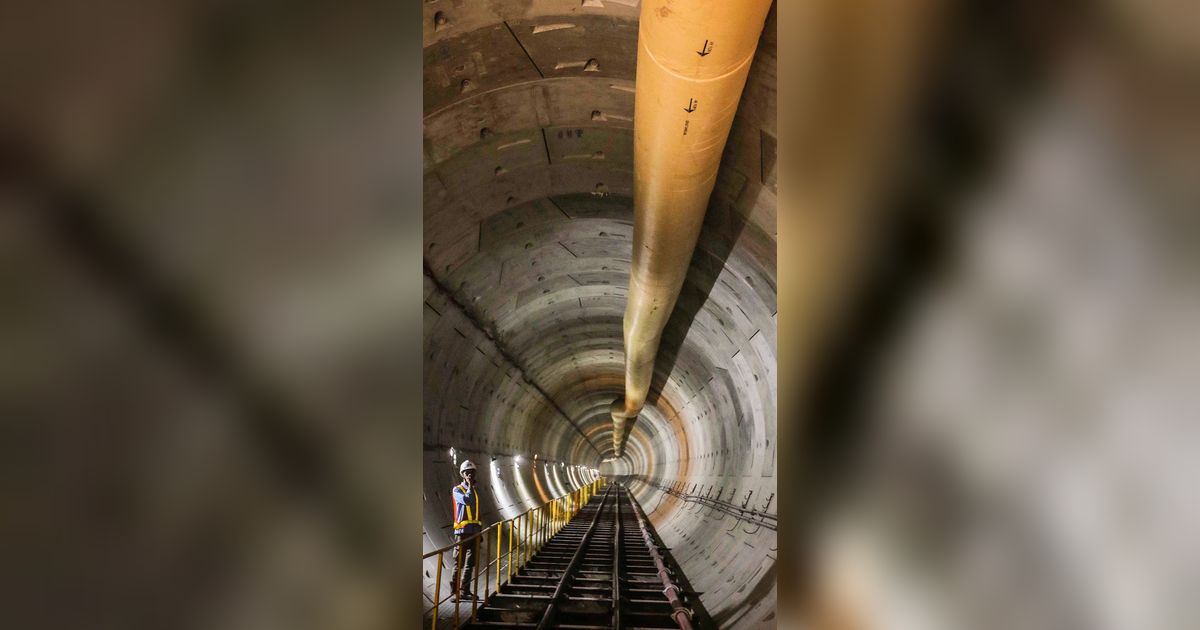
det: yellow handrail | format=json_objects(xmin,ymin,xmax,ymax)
[
  {"xmin": 423, "ymin": 477, "xmax": 604, "ymax": 559},
  {"xmin": 425, "ymin": 477, "xmax": 605, "ymax": 629}
]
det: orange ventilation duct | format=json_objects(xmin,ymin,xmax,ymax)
[{"xmin": 611, "ymin": 0, "xmax": 774, "ymax": 457}]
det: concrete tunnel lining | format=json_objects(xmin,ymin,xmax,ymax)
[{"xmin": 423, "ymin": 3, "xmax": 777, "ymax": 626}]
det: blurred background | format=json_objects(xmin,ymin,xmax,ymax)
[
  {"xmin": 1, "ymin": 1, "xmax": 425, "ymax": 629},
  {"xmin": 782, "ymin": 1, "xmax": 1200, "ymax": 629},
  {"xmin": 1, "ymin": 0, "xmax": 1197, "ymax": 629}
]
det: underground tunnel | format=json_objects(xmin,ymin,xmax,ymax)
[
  {"xmin": 5, "ymin": 0, "xmax": 1197, "ymax": 629},
  {"xmin": 5, "ymin": 0, "xmax": 1198, "ymax": 628},
  {"xmin": 421, "ymin": 1, "xmax": 778, "ymax": 627}
]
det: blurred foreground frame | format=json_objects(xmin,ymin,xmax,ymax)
[
  {"xmin": 2, "ymin": 1, "xmax": 424, "ymax": 630},
  {"xmin": 782, "ymin": 0, "xmax": 1200, "ymax": 629}
]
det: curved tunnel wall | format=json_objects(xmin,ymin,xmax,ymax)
[{"xmin": 422, "ymin": 2, "xmax": 777, "ymax": 626}]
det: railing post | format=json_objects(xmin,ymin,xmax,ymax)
[
  {"xmin": 495, "ymin": 525, "xmax": 501, "ymax": 593},
  {"xmin": 472, "ymin": 537, "xmax": 480, "ymax": 621},
  {"xmin": 433, "ymin": 551, "xmax": 443, "ymax": 630},
  {"xmin": 453, "ymin": 539, "xmax": 463, "ymax": 628},
  {"xmin": 453, "ymin": 546, "xmax": 460, "ymax": 628}
]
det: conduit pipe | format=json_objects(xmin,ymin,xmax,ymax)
[
  {"xmin": 629, "ymin": 484, "xmax": 694, "ymax": 630},
  {"xmin": 611, "ymin": 0, "xmax": 774, "ymax": 456}
]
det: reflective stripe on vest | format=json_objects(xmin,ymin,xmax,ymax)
[{"xmin": 453, "ymin": 483, "xmax": 482, "ymax": 530}]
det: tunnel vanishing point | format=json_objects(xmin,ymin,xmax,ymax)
[{"xmin": 423, "ymin": 1, "xmax": 778, "ymax": 628}]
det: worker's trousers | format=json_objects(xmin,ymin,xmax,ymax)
[{"xmin": 451, "ymin": 530, "xmax": 480, "ymax": 595}]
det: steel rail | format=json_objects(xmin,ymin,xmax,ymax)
[
  {"xmin": 535, "ymin": 486, "xmax": 613, "ymax": 630},
  {"xmin": 612, "ymin": 485, "xmax": 623, "ymax": 630}
]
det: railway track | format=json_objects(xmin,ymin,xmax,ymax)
[{"xmin": 463, "ymin": 483, "xmax": 706, "ymax": 629}]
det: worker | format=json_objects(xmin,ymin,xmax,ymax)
[{"xmin": 450, "ymin": 459, "xmax": 483, "ymax": 601}]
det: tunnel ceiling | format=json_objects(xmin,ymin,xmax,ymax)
[{"xmin": 423, "ymin": 0, "xmax": 778, "ymax": 475}]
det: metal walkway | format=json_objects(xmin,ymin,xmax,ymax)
[{"xmin": 462, "ymin": 483, "xmax": 708, "ymax": 630}]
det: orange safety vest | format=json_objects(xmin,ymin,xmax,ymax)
[{"xmin": 452, "ymin": 482, "xmax": 481, "ymax": 532}]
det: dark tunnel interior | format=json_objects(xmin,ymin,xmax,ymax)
[{"xmin": 420, "ymin": 2, "xmax": 779, "ymax": 626}]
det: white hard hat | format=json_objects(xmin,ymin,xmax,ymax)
[{"xmin": 459, "ymin": 460, "xmax": 477, "ymax": 473}]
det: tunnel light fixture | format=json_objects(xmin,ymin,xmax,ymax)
[
  {"xmin": 490, "ymin": 456, "xmax": 515, "ymax": 519},
  {"xmin": 514, "ymin": 455, "xmax": 523, "ymax": 464}
]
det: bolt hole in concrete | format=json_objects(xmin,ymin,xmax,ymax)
[
  {"xmin": 479, "ymin": 127, "xmax": 492, "ymax": 139},
  {"xmin": 584, "ymin": 58, "xmax": 599, "ymax": 71},
  {"xmin": 433, "ymin": 10, "xmax": 447, "ymax": 29}
]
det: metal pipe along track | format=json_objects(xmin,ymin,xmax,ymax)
[{"xmin": 628, "ymin": 489, "xmax": 693, "ymax": 630}]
